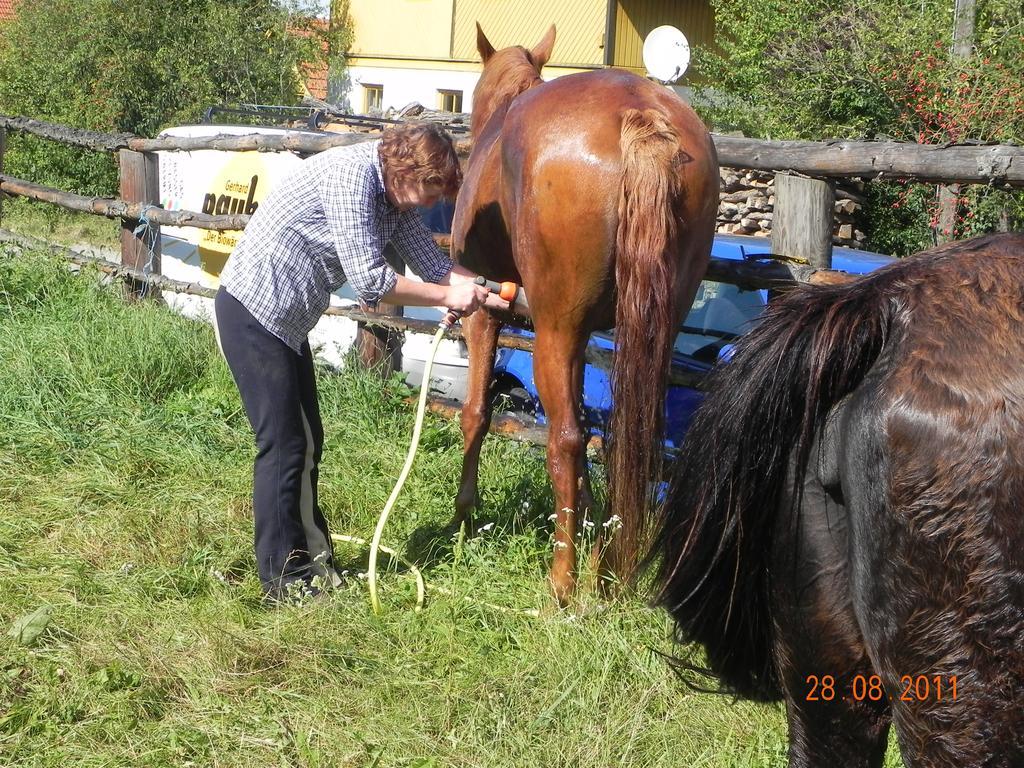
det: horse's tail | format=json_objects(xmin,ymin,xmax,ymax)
[
  {"xmin": 606, "ymin": 108, "xmax": 685, "ymax": 580},
  {"xmin": 650, "ymin": 267, "xmax": 902, "ymax": 700}
]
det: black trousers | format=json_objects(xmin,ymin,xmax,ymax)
[{"xmin": 214, "ymin": 287, "xmax": 338, "ymax": 597}]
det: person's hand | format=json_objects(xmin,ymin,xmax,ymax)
[
  {"xmin": 482, "ymin": 289, "xmax": 512, "ymax": 312},
  {"xmin": 443, "ymin": 281, "xmax": 490, "ymax": 316}
]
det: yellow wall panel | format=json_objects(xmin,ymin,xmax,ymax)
[
  {"xmin": 345, "ymin": 0, "xmax": 717, "ymax": 73},
  {"xmin": 453, "ymin": 0, "xmax": 607, "ymax": 67},
  {"xmin": 613, "ymin": 0, "xmax": 715, "ymax": 73},
  {"xmin": 349, "ymin": 0, "xmax": 455, "ymax": 59}
]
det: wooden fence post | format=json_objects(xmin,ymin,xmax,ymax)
[
  {"xmin": 356, "ymin": 243, "xmax": 405, "ymax": 374},
  {"xmin": 0, "ymin": 127, "xmax": 6, "ymax": 226},
  {"xmin": 118, "ymin": 149, "xmax": 161, "ymax": 299},
  {"xmin": 771, "ymin": 173, "xmax": 835, "ymax": 269},
  {"xmin": 936, "ymin": 184, "xmax": 961, "ymax": 242},
  {"xmin": 934, "ymin": 0, "xmax": 975, "ymax": 243}
]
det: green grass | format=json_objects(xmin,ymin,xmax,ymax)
[
  {"xmin": 1, "ymin": 199, "xmax": 121, "ymax": 251},
  {"xmin": 0, "ymin": 245, "xmax": 904, "ymax": 767}
]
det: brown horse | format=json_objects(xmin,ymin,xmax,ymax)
[
  {"xmin": 651, "ymin": 234, "xmax": 1024, "ymax": 766},
  {"xmin": 450, "ymin": 24, "xmax": 719, "ymax": 603}
]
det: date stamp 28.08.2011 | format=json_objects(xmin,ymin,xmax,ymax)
[{"xmin": 805, "ymin": 674, "xmax": 958, "ymax": 703}]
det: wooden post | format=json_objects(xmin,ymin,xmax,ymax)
[
  {"xmin": 936, "ymin": 0, "xmax": 975, "ymax": 243},
  {"xmin": 0, "ymin": 127, "xmax": 6, "ymax": 226},
  {"xmin": 952, "ymin": 0, "xmax": 976, "ymax": 58},
  {"xmin": 771, "ymin": 173, "xmax": 835, "ymax": 269},
  {"xmin": 118, "ymin": 149, "xmax": 161, "ymax": 299},
  {"xmin": 355, "ymin": 243, "xmax": 405, "ymax": 374},
  {"xmin": 936, "ymin": 183, "xmax": 961, "ymax": 242}
]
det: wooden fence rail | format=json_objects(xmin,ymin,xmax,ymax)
[
  {"xmin": 0, "ymin": 170, "xmax": 851, "ymax": 291},
  {"xmin": 0, "ymin": 173, "xmax": 249, "ymax": 230},
  {"xmin": 0, "ymin": 227, "xmax": 707, "ymax": 391},
  {"xmin": 714, "ymin": 136, "xmax": 1024, "ymax": 187},
  {"xmin": 4, "ymin": 114, "xmax": 1024, "ymax": 185},
  {"xmin": 0, "ymin": 115, "xmax": 472, "ymax": 158},
  {"xmin": 0, "ymin": 110, "xmax": 1016, "ymax": 380}
]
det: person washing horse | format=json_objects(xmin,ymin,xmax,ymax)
[{"xmin": 214, "ymin": 122, "xmax": 510, "ymax": 603}]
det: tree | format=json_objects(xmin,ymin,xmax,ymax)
[
  {"xmin": 0, "ymin": 0, "xmax": 351, "ymax": 195},
  {"xmin": 692, "ymin": 0, "xmax": 1024, "ymax": 254}
]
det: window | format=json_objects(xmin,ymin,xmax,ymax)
[
  {"xmin": 673, "ymin": 280, "xmax": 767, "ymax": 362},
  {"xmin": 363, "ymin": 84, "xmax": 383, "ymax": 113},
  {"xmin": 437, "ymin": 89, "xmax": 463, "ymax": 113}
]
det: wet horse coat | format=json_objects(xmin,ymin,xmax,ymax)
[
  {"xmin": 652, "ymin": 234, "xmax": 1024, "ymax": 766},
  {"xmin": 451, "ymin": 25, "xmax": 719, "ymax": 602}
]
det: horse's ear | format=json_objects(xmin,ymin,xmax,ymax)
[
  {"xmin": 531, "ymin": 25, "xmax": 556, "ymax": 69},
  {"xmin": 476, "ymin": 22, "xmax": 496, "ymax": 62}
]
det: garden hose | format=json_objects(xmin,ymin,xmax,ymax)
[
  {"xmin": 352, "ymin": 318, "xmax": 540, "ymax": 617},
  {"xmin": 354, "ymin": 277, "xmax": 530, "ymax": 614},
  {"xmin": 365, "ymin": 324, "xmax": 448, "ymax": 614},
  {"xmin": 331, "ymin": 533, "xmax": 426, "ymax": 610}
]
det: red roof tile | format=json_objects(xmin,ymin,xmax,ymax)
[
  {"xmin": 0, "ymin": 0, "xmax": 16, "ymax": 21},
  {"xmin": 303, "ymin": 61, "xmax": 329, "ymax": 100},
  {"xmin": 293, "ymin": 18, "xmax": 331, "ymax": 101}
]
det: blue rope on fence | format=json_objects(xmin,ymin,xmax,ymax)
[{"xmin": 131, "ymin": 204, "xmax": 159, "ymax": 297}]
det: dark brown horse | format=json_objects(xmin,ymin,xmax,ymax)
[
  {"xmin": 651, "ymin": 233, "xmax": 1024, "ymax": 766},
  {"xmin": 451, "ymin": 24, "xmax": 719, "ymax": 603}
]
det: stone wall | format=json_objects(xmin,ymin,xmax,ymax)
[{"xmin": 717, "ymin": 169, "xmax": 867, "ymax": 248}]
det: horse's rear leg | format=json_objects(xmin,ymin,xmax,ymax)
[
  {"xmin": 532, "ymin": 329, "xmax": 588, "ymax": 605},
  {"xmin": 567, "ymin": 345, "xmax": 597, "ymax": 587},
  {"xmin": 454, "ymin": 310, "xmax": 503, "ymax": 526},
  {"xmin": 775, "ymin": 474, "xmax": 892, "ymax": 768},
  {"xmin": 780, "ymin": 669, "xmax": 891, "ymax": 768}
]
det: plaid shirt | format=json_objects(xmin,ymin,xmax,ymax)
[{"xmin": 219, "ymin": 140, "xmax": 453, "ymax": 352}]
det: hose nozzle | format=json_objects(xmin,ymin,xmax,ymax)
[
  {"xmin": 476, "ymin": 276, "xmax": 530, "ymax": 316},
  {"xmin": 439, "ymin": 276, "xmax": 531, "ymax": 331}
]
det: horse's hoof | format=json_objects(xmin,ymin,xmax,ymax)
[
  {"xmin": 441, "ymin": 514, "xmax": 470, "ymax": 542},
  {"xmin": 453, "ymin": 494, "xmax": 479, "ymax": 527}
]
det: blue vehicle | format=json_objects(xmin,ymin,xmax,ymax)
[{"xmin": 490, "ymin": 234, "xmax": 895, "ymax": 449}]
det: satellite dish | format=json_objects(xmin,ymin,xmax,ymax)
[{"xmin": 642, "ymin": 25, "xmax": 691, "ymax": 84}]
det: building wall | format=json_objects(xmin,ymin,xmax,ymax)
[
  {"xmin": 613, "ymin": 0, "xmax": 714, "ymax": 74},
  {"xmin": 339, "ymin": 0, "xmax": 715, "ymax": 112},
  {"xmin": 348, "ymin": 0, "xmax": 455, "ymax": 60},
  {"xmin": 344, "ymin": 58, "xmax": 590, "ymax": 114},
  {"xmin": 451, "ymin": 0, "xmax": 606, "ymax": 67},
  {"xmin": 345, "ymin": 62, "xmax": 481, "ymax": 113}
]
